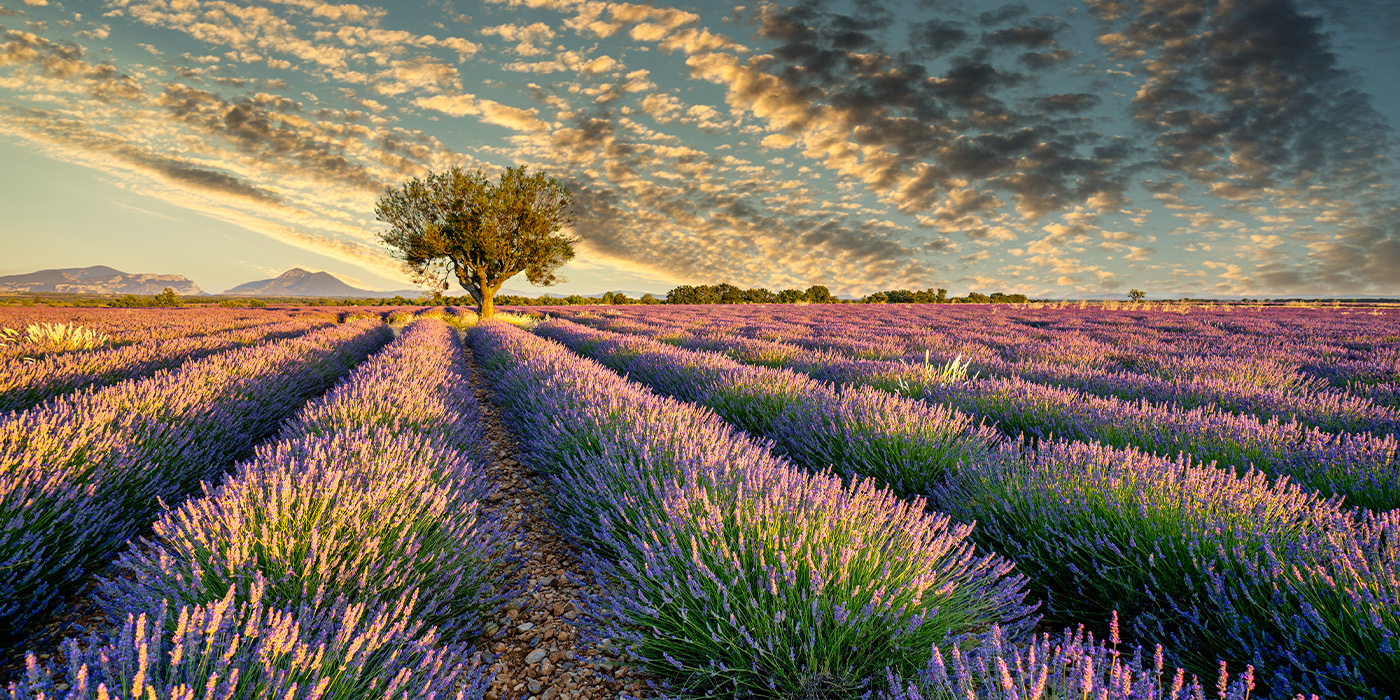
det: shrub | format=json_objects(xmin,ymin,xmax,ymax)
[
  {"xmin": 9, "ymin": 583, "xmax": 491, "ymax": 700},
  {"xmin": 471, "ymin": 321, "xmax": 1036, "ymax": 697},
  {"xmin": 1, "ymin": 322, "xmax": 110, "ymax": 352}
]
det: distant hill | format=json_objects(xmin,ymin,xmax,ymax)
[
  {"xmin": 0, "ymin": 266, "xmax": 202, "ymax": 295},
  {"xmin": 225, "ymin": 268, "xmax": 420, "ymax": 298}
]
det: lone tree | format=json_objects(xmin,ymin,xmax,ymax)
[
  {"xmin": 1128, "ymin": 288, "xmax": 1147, "ymax": 301},
  {"xmin": 376, "ymin": 165, "xmax": 578, "ymax": 317}
]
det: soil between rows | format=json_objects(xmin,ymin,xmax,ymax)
[{"xmin": 463, "ymin": 343, "xmax": 651, "ymax": 700}]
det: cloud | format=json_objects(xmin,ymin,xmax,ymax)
[
  {"xmin": 480, "ymin": 22, "xmax": 557, "ymax": 56},
  {"xmin": 414, "ymin": 93, "xmax": 550, "ymax": 132},
  {"xmin": 982, "ymin": 18, "xmax": 1065, "ymax": 49},
  {"xmin": 0, "ymin": 103, "xmax": 282, "ymax": 204},
  {"xmin": 978, "ymin": 4, "xmax": 1030, "ymax": 26},
  {"xmin": 156, "ymin": 84, "xmax": 387, "ymax": 191},
  {"xmin": 1088, "ymin": 0, "xmax": 1399, "ymax": 291},
  {"xmin": 909, "ymin": 19, "xmax": 970, "ymax": 57}
]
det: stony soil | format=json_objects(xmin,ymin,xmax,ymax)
[{"xmin": 463, "ymin": 344, "xmax": 651, "ymax": 700}]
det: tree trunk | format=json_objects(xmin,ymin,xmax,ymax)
[
  {"xmin": 455, "ymin": 265, "xmax": 486, "ymax": 315},
  {"xmin": 476, "ymin": 270, "xmax": 496, "ymax": 318}
]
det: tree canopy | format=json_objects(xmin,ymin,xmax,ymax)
[{"xmin": 376, "ymin": 165, "xmax": 578, "ymax": 316}]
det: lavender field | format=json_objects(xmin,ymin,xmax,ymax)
[{"xmin": 2, "ymin": 304, "xmax": 1398, "ymax": 700}]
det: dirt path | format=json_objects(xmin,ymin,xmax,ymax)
[{"xmin": 463, "ymin": 344, "xmax": 649, "ymax": 700}]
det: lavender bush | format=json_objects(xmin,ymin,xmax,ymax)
[
  {"xmin": 8, "ymin": 319, "xmax": 509, "ymax": 700},
  {"xmin": 931, "ymin": 439, "xmax": 1391, "ymax": 698},
  {"xmin": 471, "ymin": 320, "xmax": 1036, "ymax": 698},
  {"xmin": 8, "ymin": 581, "xmax": 490, "ymax": 700},
  {"xmin": 534, "ymin": 318, "xmax": 999, "ymax": 497},
  {"xmin": 552, "ymin": 314, "xmax": 1398, "ymax": 512},
  {"xmin": 0, "ymin": 315, "xmax": 332, "ymax": 413},
  {"xmin": 0, "ymin": 320, "xmax": 391, "ymax": 656},
  {"xmin": 819, "ymin": 361, "xmax": 1400, "ymax": 511},
  {"xmin": 870, "ymin": 623, "xmax": 1285, "ymax": 700},
  {"xmin": 100, "ymin": 319, "xmax": 515, "ymax": 642},
  {"xmin": 554, "ymin": 305, "xmax": 1400, "ymax": 435}
]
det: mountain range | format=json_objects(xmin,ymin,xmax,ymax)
[
  {"xmin": 224, "ymin": 268, "xmax": 420, "ymax": 298},
  {"xmin": 0, "ymin": 266, "xmax": 661, "ymax": 299},
  {"xmin": 0, "ymin": 266, "xmax": 203, "ymax": 295}
]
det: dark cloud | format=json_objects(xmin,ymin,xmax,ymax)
[
  {"xmin": 1029, "ymin": 92, "xmax": 1101, "ymax": 113},
  {"xmin": 977, "ymin": 4, "xmax": 1031, "ymax": 26},
  {"xmin": 908, "ymin": 19, "xmax": 970, "ymax": 57},
  {"xmin": 982, "ymin": 18, "xmax": 1065, "ymax": 49},
  {"xmin": 157, "ymin": 84, "xmax": 386, "ymax": 191},
  {"xmin": 522, "ymin": 67, "xmax": 939, "ymax": 290},
  {"xmin": 1017, "ymin": 48, "xmax": 1073, "ymax": 69},
  {"xmin": 138, "ymin": 152, "xmax": 283, "ymax": 204},
  {"xmin": 1092, "ymin": 0, "xmax": 1391, "ymax": 193},
  {"xmin": 1298, "ymin": 0, "xmax": 1400, "ymax": 51},
  {"xmin": 748, "ymin": 1, "xmax": 1129, "ymax": 220},
  {"xmin": 1089, "ymin": 0, "xmax": 1398, "ymax": 290}
]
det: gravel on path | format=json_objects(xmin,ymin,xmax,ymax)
[{"xmin": 463, "ymin": 343, "xmax": 650, "ymax": 700}]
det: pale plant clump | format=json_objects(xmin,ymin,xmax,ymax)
[
  {"xmin": 1, "ymin": 322, "xmax": 111, "ymax": 353},
  {"xmin": 493, "ymin": 312, "xmax": 539, "ymax": 329}
]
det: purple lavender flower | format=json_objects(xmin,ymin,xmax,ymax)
[
  {"xmin": 7, "ymin": 580, "xmax": 490, "ymax": 700},
  {"xmin": 99, "ymin": 319, "xmax": 518, "ymax": 642},
  {"xmin": 0, "ymin": 320, "xmax": 391, "ymax": 656},
  {"xmin": 471, "ymin": 320, "xmax": 1036, "ymax": 698}
]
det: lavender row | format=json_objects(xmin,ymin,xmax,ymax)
[
  {"xmin": 935, "ymin": 440, "xmax": 1397, "ymax": 699},
  {"xmin": 949, "ymin": 354, "xmax": 1400, "ymax": 435},
  {"xmin": 532, "ymin": 318, "xmax": 998, "ymax": 498},
  {"xmin": 556, "ymin": 307, "xmax": 1400, "ymax": 435},
  {"xmin": 538, "ymin": 317, "xmax": 1399, "ymax": 513},
  {"xmin": 470, "ymin": 320, "xmax": 1036, "ymax": 697},
  {"xmin": 562, "ymin": 303, "xmax": 1400, "ymax": 385},
  {"xmin": 0, "ymin": 316, "xmax": 334, "ymax": 414},
  {"xmin": 532, "ymin": 319, "xmax": 1384, "ymax": 698},
  {"xmin": 0, "ymin": 320, "xmax": 391, "ymax": 658},
  {"xmin": 876, "ymin": 623, "xmax": 1267, "ymax": 700},
  {"xmin": 10, "ymin": 587, "xmax": 486, "ymax": 700},
  {"xmin": 9, "ymin": 318, "xmax": 513, "ymax": 700},
  {"xmin": 0, "ymin": 307, "xmax": 317, "ymax": 354},
  {"xmin": 721, "ymin": 327, "xmax": 1398, "ymax": 436},
  {"xmin": 595, "ymin": 318, "xmax": 1400, "ymax": 511},
  {"xmin": 815, "ymin": 358, "xmax": 1400, "ymax": 511}
]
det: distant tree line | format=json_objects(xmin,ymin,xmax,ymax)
[
  {"xmin": 862, "ymin": 289, "xmax": 1029, "ymax": 304},
  {"xmin": 665, "ymin": 284, "xmax": 835, "ymax": 304},
  {"xmin": 483, "ymin": 284, "xmax": 1034, "ymax": 306},
  {"xmin": 662, "ymin": 284, "xmax": 1030, "ymax": 305},
  {"xmin": 494, "ymin": 291, "xmax": 663, "ymax": 306}
]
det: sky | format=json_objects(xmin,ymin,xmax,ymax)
[{"xmin": 0, "ymin": 0, "xmax": 1397, "ymax": 298}]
